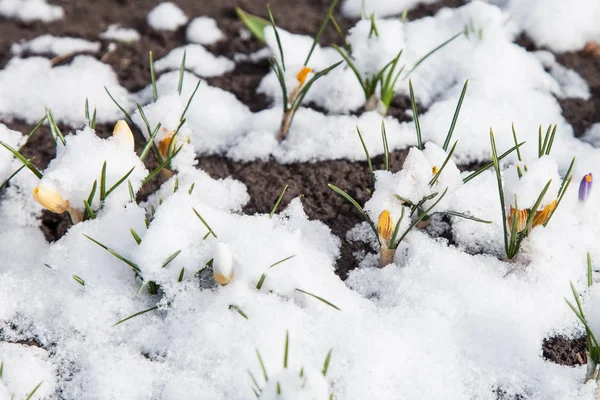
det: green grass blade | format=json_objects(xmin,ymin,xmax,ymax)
[
  {"xmin": 328, "ymin": 183, "xmax": 377, "ymax": 239},
  {"xmin": 381, "ymin": 121, "xmax": 390, "ymax": 171},
  {"xmin": 236, "ymin": 7, "xmax": 269, "ymax": 43},
  {"xmin": 83, "ymin": 199, "xmax": 95, "ymax": 220},
  {"xmin": 524, "ymin": 179, "xmax": 552, "ymax": 233},
  {"xmin": 588, "ymin": 252, "xmax": 593, "ymax": 287},
  {"xmin": 269, "ymin": 184, "xmax": 288, "ymax": 218},
  {"xmin": 295, "ymin": 288, "xmax": 341, "ymax": 310},
  {"xmin": 543, "ymin": 175, "xmax": 571, "ymax": 227},
  {"xmin": 389, "ymin": 205, "xmax": 406, "ymax": 249},
  {"xmin": 322, "ymin": 348, "xmax": 333, "ymax": 376},
  {"xmin": 161, "ymin": 250, "xmax": 181, "ymax": 268},
  {"xmin": 25, "ymin": 115, "xmax": 47, "ymax": 141},
  {"xmin": 398, "ymin": 188, "xmax": 448, "ymax": 242},
  {"xmin": 292, "ymin": 60, "xmax": 343, "ymax": 112},
  {"xmin": 128, "ymin": 180, "xmax": 135, "ymax": 203},
  {"xmin": 113, "ymin": 306, "xmax": 159, "ymax": 327},
  {"xmin": 462, "ymin": 141, "xmax": 526, "ymax": 184},
  {"xmin": 332, "ymin": 44, "xmax": 367, "ymax": 98},
  {"xmin": 180, "ymin": 79, "xmax": 201, "ymax": 122},
  {"xmin": 130, "ymin": 228, "xmax": 142, "ymax": 245},
  {"xmin": 105, "ymin": 166, "xmax": 135, "ymax": 199},
  {"xmin": 356, "ymin": 126, "xmax": 374, "ymax": 186},
  {"xmin": 443, "ymin": 80, "xmax": 468, "ymax": 151},
  {"xmin": 229, "ymin": 304, "xmax": 249, "ymax": 320},
  {"xmin": 490, "ymin": 130, "xmax": 509, "ymax": 254},
  {"xmin": 369, "ymin": 12, "xmax": 379, "ymax": 37},
  {"xmin": 283, "ymin": 330, "xmax": 289, "ymax": 368},
  {"xmin": 141, "ymin": 145, "xmax": 183, "ymax": 185},
  {"xmin": 178, "ymin": 267, "xmax": 185, "ymax": 282},
  {"xmin": 178, "ymin": 50, "xmax": 187, "ymax": 95},
  {"xmin": 511, "ymin": 123, "xmax": 522, "ymax": 162},
  {"xmin": 270, "ymin": 254, "xmax": 295, "ymax": 268},
  {"xmin": 545, "ymin": 124, "xmax": 557, "ymax": 155},
  {"xmin": 149, "ymin": 51, "xmax": 157, "ymax": 102},
  {"xmin": 559, "ymin": 157, "xmax": 576, "ymax": 196},
  {"xmin": 0, "ymin": 361, "xmax": 3, "ymax": 379},
  {"xmin": 267, "ymin": 5, "xmax": 285, "ymax": 70},
  {"xmin": 408, "ymin": 80, "xmax": 423, "ymax": 150},
  {"xmin": 85, "ymin": 98, "xmax": 90, "ymax": 123},
  {"xmin": 25, "ymin": 381, "xmax": 43, "ymax": 400},
  {"xmin": 100, "ymin": 161, "xmax": 107, "ymax": 200},
  {"xmin": 84, "ymin": 234, "xmax": 142, "ymax": 273},
  {"xmin": 0, "ymin": 141, "xmax": 43, "ymax": 179},
  {"xmin": 429, "ymin": 140, "xmax": 458, "ymax": 186},
  {"xmin": 329, "ymin": 15, "xmax": 348, "ymax": 50},
  {"xmin": 256, "ymin": 255, "xmax": 295, "ymax": 290},
  {"xmin": 72, "ymin": 275, "xmax": 85, "ymax": 286},
  {"xmin": 139, "ymin": 122, "xmax": 162, "ymax": 161},
  {"xmin": 192, "ymin": 207, "xmax": 217, "ymax": 238},
  {"xmin": 304, "ymin": 0, "xmax": 339, "ymax": 66},
  {"xmin": 0, "ymin": 164, "xmax": 26, "ymax": 190},
  {"xmin": 256, "ymin": 349, "xmax": 269, "ymax": 382},
  {"xmin": 105, "ymin": 86, "xmax": 134, "ymax": 124},
  {"xmin": 45, "ymin": 108, "xmax": 66, "ymax": 146},
  {"xmin": 435, "ymin": 210, "xmax": 491, "ymax": 224},
  {"xmin": 404, "ymin": 31, "xmax": 463, "ymax": 78}
]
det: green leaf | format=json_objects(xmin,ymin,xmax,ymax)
[
  {"xmin": 332, "ymin": 44, "xmax": 368, "ymax": 99},
  {"xmin": 256, "ymin": 349, "xmax": 269, "ymax": 382},
  {"xmin": 104, "ymin": 166, "xmax": 136, "ymax": 199},
  {"xmin": 83, "ymin": 199, "xmax": 95, "ymax": 221},
  {"xmin": 269, "ymin": 184, "xmax": 288, "ymax": 218},
  {"xmin": 0, "ymin": 361, "xmax": 3, "ymax": 379},
  {"xmin": 443, "ymin": 80, "xmax": 468, "ymax": 151},
  {"xmin": 0, "ymin": 140, "xmax": 43, "ymax": 179},
  {"xmin": 100, "ymin": 161, "xmax": 107, "ymax": 200},
  {"xmin": 511, "ymin": 123, "xmax": 522, "ymax": 162},
  {"xmin": 236, "ymin": 7, "xmax": 269, "ymax": 43},
  {"xmin": 295, "ymin": 288, "xmax": 341, "ymax": 311},
  {"xmin": 105, "ymin": 86, "xmax": 134, "ymax": 124},
  {"xmin": 398, "ymin": 188, "xmax": 449, "ymax": 243},
  {"xmin": 84, "ymin": 234, "xmax": 142, "ymax": 274},
  {"xmin": 180, "ymin": 79, "xmax": 202, "ymax": 122},
  {"xmin": 72, "ymin": 275, "xmax": 85, "ymax": 286},
  {"xmin": 588, "ymin": 252, "xmax": 593, "ymax": 287},
  {"xmin": 46, "ymin": 108, "xmax": 66, "ymax": 146},
  {"xmin": 25, "ymin": 381, "xmax": 43, "ymax": 400},
  {"xmin": 178, "ymin": 267, "xmax": 185, "ymax": 282},
  {"xmin": 435, "ymin": 210, "xmax": 491, "ymax": 224},
  {"xmin": 543, "ymin": 174, "xmax": 571, "ymax": 228},
  {"xmin": 139, "ymin": 122, "xmax": 162, "ymax": 161},
  {"xmin": 256, "ymin": 255, "xmax": 295, "ymax": 290},
  {"xmin": 322, "ymin": 349, "xmax": 333, "ymax": 376},
  {"xmin": 188, "ymin": 182, "xmax": 195, "ymax": 195},
  {"xmin": 283, "ymin": 330, "xmax": 289, "ymax": 368},
  {"xmin": 291, "ymin": 60, "xmax": 343, "ymax": 113},
  {"xmin": 229, "ymin": 304, "xmax": 249, "ymax": 320},
  {"xmin": 267, "ymin": 5, "xmax": 285, "ymax": 70},
  {"xmin": 149, "ymin": 51, "xmax": 157, "ymax": 102},
  {"xmin": 161, "ymin": 250, "xmax": 181, "ymax": 268},
  {"xmin": 381, "ymin": 121, "xmax": 390, "ymax": 171},
  {"xmin": 113, "ymin": 305, "xmax": 159, "ymax": 327},
  {"xmin": 408, "ymin": 80, "xmax": 423, "ymax": 150},
  {"xmin": 0, "ymin": 164, "xmax": 26, "ymax": 190},
  {"xmin": 130, "ymin": 228, "xmax": 142, "ymax": 245},
  {"xmin": 523, "ymin": 179, "xmax": 552, "ymax": 233},
  {"xmin": 389, "ymin": 207, "xmax": 406, "ymax": 249},
  {"xmin": 192, "ymin": 208, "xmax": 217, "ymax": 238},
  {"xmin": 404, "ymin": 30, "xmax": 463, "ymax": 78},
  {"xmin": 27, "ymin": 115, "xmax": 47, "ymax": 140},
  {"xmin": 490, "ymin": 130, "xmax": 509, "ymax": 255},
  {"xmin": 178, "ymin": 50, "xmax": 187, "ymax": 95},
  {"xmin": 328, "ymin": 183, "xmax": 377, "ymax": 239},
  {"xmin": 128, "ymin": 180, "xmax": 135, "ymax": 203},
  {"xmin": 304, "ymin": 0, "xmax": 339, "ymax": 66},
  {"xmin": 356, "ymin": 126, "xmax": 374, "ymax": 186},
  {"xmin": 141, "ymin": 145, "xmax": 183, "ymax": 185},
  {"xmin": 462, "ymin": 141, "xmax": 526, "ymax": 184}
]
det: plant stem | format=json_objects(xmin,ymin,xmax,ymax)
[
  {"xmin": 277, "ymin": 109, "xmax": 294, "ymax": 141},
  {"xmin": 364, "ymin": 93, "xmax": 379, "ymax": 112},
  {"xmin": 379, "ymin": 244, "xmax": 396, "ymax": 267}
]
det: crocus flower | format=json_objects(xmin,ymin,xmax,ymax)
[
  {"xmin": 213, "ymin": 242, "xmax": 233, "ymax": 285},
  {"xmin": 296, "ymin": 67, "xmax": 312, "ymax": 86},
  {"xmin": 113, "ymin": 120, "xmax": 135, "ymax": 152},
  {"xmin": 579, "ymin": 173, "xmax": 593, "ymax": 202},
  {"xmin": 33, "ymin": 185, "xmax": 69, "ymax": 214},
  {"xmin": 377, "ymin": 210, "xmax": 396, "ymax": 267}
]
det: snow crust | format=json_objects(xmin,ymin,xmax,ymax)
[
  {"xmin": 155, "ymin": 44, "xmax": 234, "ymax": 78},
  {"xmin": 100, "ymin": 24, "xmax": 141, "ymax": 42}
]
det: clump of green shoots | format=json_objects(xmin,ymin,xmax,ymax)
[
  {"xmin": 333, "ymin": 17, "xmax": 470, "ymax": 115},
  {"xmin": 250, "ymin": 331, "xmax": 335, "ymax": 399},
  {"xmin": 566, "ymin": 255, "xmax": 600, "ymax": 384},
  {"xmin": 489, "ymin": 124, "xmax": 574, "ymax": 261},
  {"xmin": 238, "ymin": 2, "xmax": 342, "ymax": 141}
]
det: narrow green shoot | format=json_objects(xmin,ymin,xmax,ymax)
[
  {"xmin": 588, "ymin": 252, "xmax": 593, "ymax": 287},
  {"xmin": 443, "ymin": 80, "xmax": 468, "ymax": 151},
  {"xmin": 381, "ymin": 121, "xmax": 390, "ymax": 172},
  {"xmin": 105, "ymin": 86, "xmax": 134, "ymax": 125},
  {"xmin": 236, "ymin": 7, "xmax": 270, "ymax": 43},
  {"xmin": 104, "ymin": 166, "xmax": 135, "ymax": 199},
  {"xmin": 408, "ymin": 80, "xmax": 423, "ymax": 150},
  {"xmin": 435, "ymin": 210, "xmax": 491, "ymax": 224},
  {"xmin": 256, "ymin": 349, "xmax": 269, "ymax": 382},
  {"xmin": 304, "ymin": 0, "xmax": 339, "ymax": 66},
  {"xmin": 462, "ymin": 141, "xmax": 525, "ymax": 184},
  {"xmin": 192, "ymin": 208, "xmax": 217, "ymax": 238},
  {"xmin": 84, "ymin": 234, "xmax": 142, "ymax": 274},
  {"xmin": 256, "ymin": 255, "xmax": 295, "ymax": 290},
  {"xmin": 149, "ymin": 51, "xmax": 157, "ymax": 102},
  {"xmin": 178, "ymin": 50, "xmax": 187, "ymax": 95},
  {"xmin": 229, "ymin": 304, "xmax": 249, "ymax": 320},
  {"xmin": 161, "ymin": 250, "xmax": 181, "ymax": 268},
  {"xmin": 27, "ymin": 115, "xmax": 47, "ymax": 139},
  {"xmin": 139, "ymin": 122, "xmax": 163, "ymax": 161},
  {"xmin": 0, "ymin": 361, "xmax": 3, "ymax": 379},
  {"xmin": 328, "ymin": 184, "xmax": 378, "ymax": 239},
  {"xmin": 188, "ymin": 182, "xmax": 195, "ymax": 194},
  {"xmin": 0, "ymin": 141, "xmax": 43, "ymax": 179},
  {"xmin": 141, "ymin": 145, "xmax": 183, "ymax": 185},
  {"xmin": 368, "ymin": 12, "xmax": 379, "ymax": 37},
  {"xmin": 100, "ymin": 161, "xmax": 107, "ymax": 200},
  {"xmin": 130, "ymin": 228, "xmax": 142, "ymax": 245},
  {"xmin": 0, "ymin": 165, "xmax": 26, "ymax": 190},
  {"xmin": 25, "ymin": 381, "xmax": 43, "ymax": 400},
  {"xmin": 180, "ymin": 79, "xmax": 201, "ymax": 122},
  {"xmin": 403, "ymin": 30, "xmax": 463, "ymax": 78},
  {"xmin": 113, "ymin": 305, "xmax": 159, "ymax": 326},
  {"xmin": 45, "ymin": 108, "xmax": 66, "ymax": 146},
  {"xmin": 283, "ymin": 330, "xmax": 289, "ymax": 368},
  {"xmin": 356, "ymin": 126, "xmax": 373, "ymax": 186},
  {"xmin": 128, "ymin": 180, "xmax": 135, "ymax": 203},
  {"xmin": 322, "ymin": 349, "xmax": 333, "ymax": 376},
  {"xmin": 295, "ymin": 288, "xmax": 341, "ymax": 311},
  {"xmin": 397, "ymin": 188, "xmax": 448, "ymax": 243},
  {"xmin": 429, "ymin": 140, "xmax": 458, "ymax": 186},
  {"xmin": 266, "ymin": 5, "xmax": 285, "ymax": 70},
  {"xmin": 72, "ymin": 275, "xmax": 85, "ymax": 286},
  {"xmin": 178, "ymin": 268, "xmax": 185, "ymax": 282},
  {"xmin": 269, "ymin": 184, "xmax": 288, "ymax": 218}
]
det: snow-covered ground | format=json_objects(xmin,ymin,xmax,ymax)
[{"xmin": 1, "ymin": 1, "xmax": 600, "ymax": 399}]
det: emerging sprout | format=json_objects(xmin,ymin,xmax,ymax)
[
  {"xmin": 213, "ymin": 242, "xmax": 233, "ymax": 285},
  {"xmin": 580, "ymin": 173, "xmax": 593, "ymax": 202},
  {"xmin": 112, "ymin": 120, "xmax": 135, "ymax": 152}
]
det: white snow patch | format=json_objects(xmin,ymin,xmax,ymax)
[
  {"xmin": 11, "ymin": 35, "xmax": 101, "ymax": 57},
  {"xmin": 155, "ymin": 44, "xmax": 234, "ymax": 77},
  {"xmin": 342, "ymin": 0, "xmax": 439, "ymax": 18},
  {"xmin": 147, "ymin": 2, "xmax": 188, "ymax": 32},
  {"xmin": 100, "ymin": 24, "xmax": 141, "ymax": 42},
  {"xmin": 186, "ymin": 16, "xmax": 224, "ymax": 45},
  {"xmin": 0, "ymin": 343, "xmax": 56, "ymax": 398},
  {"xmin": 0, "ymin": 0, "xmax": 63, "ymax": 23}
]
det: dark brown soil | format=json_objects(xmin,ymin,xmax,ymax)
[{"xmin": 1, "ymin": 0, "xmax": 599, "ymax": 371}]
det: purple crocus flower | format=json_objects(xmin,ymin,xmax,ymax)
[{"xmin": 579, "ymin": 173, "xmax": 593, "ymax": 202}]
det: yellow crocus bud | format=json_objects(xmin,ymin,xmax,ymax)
[
  {"xmin": 113, "ymin": 120, "xmax": 135, "ymax": 151},
  {"xmin": 213, "ymin": 242, "xmax": 233, "ymax": 286},
  {"xmin": 296, "ymin": 67, "xmax": 312, "ymax": 86},
  {"xmin": 532, "ymin": 199, "xmax": 557, "ymax": 227},
  {"xmin": 507, "ymin": 206, "xmax": 528, "ymax": 233},
  {"xmin": 378, "ymin": 210, "xmax": 394, "ymax": 241},
  {"xmin": 158, "ymin": 132, "xmax": 175, "ymax": 159},
  {"xmin": 33, "ymin": 185, "xmax": 70, "ymax": 214},
  {"xmin": 432, "ymin": 166, "xmax": 439, "ymax": 175}
]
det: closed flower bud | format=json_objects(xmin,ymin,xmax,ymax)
[
  {"xmin": 533, "ymin": 199, "xmax": 556, "ymax": 227},
  {"xmin": 579, "ymin": 173, "xmax": 593, "ymax": 202},
  {"xmin": 432, "ymin": 165, "xmax": 439, "ymax": 175},
  {"xmin": 33, "ymin": 185, "xmax": 70, "ymax": 214},
  {"xmin": 507, "ymin": 206, "xmax": 528, "ymax": 233},
  {"xmin": 159, "ymin": 132, "xmax": 175, "ymax": 159},
  {"xmin": 296, "ymin": 67, "xmax": 312, "ymax": 86},
  {"xmin": 113, "ymin": 120, "xmax": 135, "ymax": 151},
  {"xmin": 213, "ymin": 242, "xmax": 233, "ymax": 286},
  {"xmin": 377, "ymin": 210, "xmax": 394, "ymax": 241}
]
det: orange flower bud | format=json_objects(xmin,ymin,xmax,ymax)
[
  {"xmin": 378, "ymin": 210, "xmax": 394, "ymax": 241},
  {"xmin": 296, "ymin": 67, "xmax": 312, "ymax": 86}
]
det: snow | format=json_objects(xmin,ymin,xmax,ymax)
[
  {"xmin": 11, "ymin": 35, "xmax": 101, "ymax": 57},
  {"xmin": 342, "ymin": 0, "xmax": 438, "ymax": 18},
  {"xmin": 0, "ymin": 0, "xmax": 63, "ymax": 23},
  {"xmin": 147, "ymin": 2, "xmax": 188, "ymax": 32},
  {"xmin": 3, "ymin": 0, "xmax": 600, "ymax": 398},
  {"xmin": 154, "ymin": 44, "xmax": 235, "ymax": 78},
  {"xmin": 186, "ymin": 16, "xmax": 223, "ymax": 45},
  {"xmin": 0, "ymin": 56, "xmax": 131, "ymax": 126},
  {"xmin": 100, "ymin": 24, "xmax": 141, "ymax": 42}
]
